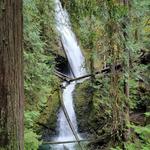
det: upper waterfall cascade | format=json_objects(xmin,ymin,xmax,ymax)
[{"xmin": 55, "ymin": 0, "xmax": 86, "ymax": 78}]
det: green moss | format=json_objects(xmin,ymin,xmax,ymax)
[
  {"xmin": 37, "ymin": 90, "xmax": 60, "ymax": 134},
  {"xmin": 74, "ymin": 76, "xmax": 113, "ymax": 137},
  {"xmin": 74, "ymin": 81, "xmax": 93, "ymax": 133}
]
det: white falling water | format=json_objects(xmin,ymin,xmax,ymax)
[
  {"xmin": 53, "ymin": 0, "xmax": 86, "ymax": 150},
  {"xmin": 55, "ymin": 0, "xmax": 86, "ymax": 77}
]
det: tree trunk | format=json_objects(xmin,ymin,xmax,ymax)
[
  {"xmin": 122, "ymin": 0, "xmax": 131, "ymax": 141},
  {"xmin": 0, "ymin": 0, "xmax": 24, "ymax": 149}
]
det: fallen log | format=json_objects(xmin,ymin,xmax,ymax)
[
  {"xmin": 67, "ymin": 64, "xmax": 122, "ymax": 83},
  {"xmin": 54, "ymin": 70, "xmax": 72, "ymax": 80},
  {"xmin": 43, "ymin": 139, "xmax": 90, "ymax": 145},
  {"xmin": 55, "ymin": 64, "xmax": 122, "ymax": 83}
]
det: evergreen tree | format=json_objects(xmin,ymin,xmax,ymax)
[{"xmin": 0, "ymin": 0, "xmax": 24, "ymax": 149}]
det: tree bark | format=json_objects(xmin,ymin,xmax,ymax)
[
  {"xmin": 0, "ymin": 0, "xmax": 24, "ymax": 149},
  {"xmin": 122, "ymin": 0, "xmax": 131, "ymax": 141}
]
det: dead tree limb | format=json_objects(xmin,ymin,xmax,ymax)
[
  {"xmin": 59, "ymin": 89, "xmax": 84, "ymax": 150},
  {"xmin": 55, "ymin": 64, "xmax": 121, "ymax": 82},
  {"xmin": 54, "ymin": 70, "xmax": 72, "ymax": 80},
  {"xmin": 43, "ymin": 139, "xmax": 90, "ymax": 145}
]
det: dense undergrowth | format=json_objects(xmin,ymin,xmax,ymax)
[
  {"xmin": 23, "ymin": 0, "xmax": 61, "ymax": 149},
  {"xmin": 62, "ymin": 0, "xmax": 150, "ymax": 149}
]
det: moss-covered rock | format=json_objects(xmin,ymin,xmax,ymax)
[
  {"xmin": 74, "ymin": 76, "xmax": 113, "ymax": 139},
  {"xmin": 37, "ymin": 90, "xmax": 60, "ymax": 137},
  {"xmin": 74, "ymin": 81, "xmax": 93, "ymax": 134}
]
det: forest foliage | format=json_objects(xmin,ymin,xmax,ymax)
[
  {"xmin": 62, "ymin": 0, "xmax": 150, "ymax": 149},
  {"xmin": 23, "ymin": 0, "xmax": 149, "ymax": 149},
  {"xmin": 23, "ymin": 0, "xmax": 60, "ymax": 149}
]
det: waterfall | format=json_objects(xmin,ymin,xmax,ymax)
[
  {"xmin": 55, "ymin": 0, "xmax": 86, "ymax": 77},
  {"xmin": 52, "ymin": 0, "xmax": 86, "ymax": 150}
]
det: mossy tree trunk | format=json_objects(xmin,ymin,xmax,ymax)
[
  {"xmin": 0, "ymin": 0, "xmax": 24, "ymax": 149},
  {"xmin": 106, "ymin": 0, "xmax": 130, "ymax": 142},
  {"xmin": 122, "ymin": 0, "xmax": 131, "ymax": 141},
  {"xmin": 106, "ymin": 0, "xmax": 122, "ymax": 138}
]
